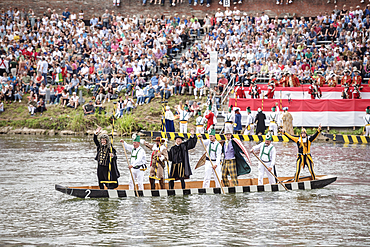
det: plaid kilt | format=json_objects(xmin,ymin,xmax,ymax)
[{"xmin": 222, "ymin": 159, "xmax": 238, "ymax": 187}]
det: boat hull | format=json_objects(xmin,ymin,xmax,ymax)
[{"xmin": 55, "ymin": 175, "xmax": 337, "ymax": 199}]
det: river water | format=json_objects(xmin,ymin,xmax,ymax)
[{"xmin": 0, "ymin": 135, "xmax": 369, "ymax": 246}]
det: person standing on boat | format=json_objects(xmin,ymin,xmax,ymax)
[
  {"xmin": 120, "ymin": 135, "xmax": 147, "ymax": 190},
  {"xmin": 221, "ymin": 130, "xmax": 251, "ymax": 187},
  {"xmin": 243, "ymin": 107, "xmax": 255, "ymax": 135},
  {"xmin": 177, "ymin": 104, "xmax": 191, "ymax": 133},
  {"xmin": 281, "ymin": 125, "xmax": 322, "ymax": 182},
  {"xmin": 364, "ymin": 107, "xmax": 370, "ymax": 136},
  {"xmin": 251, "ymin": 134, "xmax": 277, "ymax": 185},
  {"xmin": 195, "ymin": 111, "xmax": 205, "ymax": 134},
  {"xmin": 198, "ymin": 129, "xmax": 222, "ymax": 188},
  {"xmin": 223, "ymin": 106, "xmax": 235, "ymax": 134},
  {"xmin": 94, "ymin": 127, "xmax": 120, "ymax": 189},
  {"xmin": 168, "ymin": 129, "xmax": 197, "ymax": 189},
  {"xmin": 144, "ymin": 137, "xmax": 168, "ymax": 190}
]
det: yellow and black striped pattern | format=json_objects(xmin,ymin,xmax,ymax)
[
  {"xmin": 323, "ymin": 133, "xmax": 370, "ymax": 144},
  {"xmin": 141, "ymin": 131, "xmax": 290, "ymax": 142}
]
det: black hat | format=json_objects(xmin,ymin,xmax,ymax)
[{"xmin": 174, "ymin": 134, "xmax": 185, "ymax": 140}]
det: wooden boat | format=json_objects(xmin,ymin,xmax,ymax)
[
  {"xmin": 55, "ymin": 175, "xmax": 337, "ymax": 199},
  {"xmin": 322, "ymin": 133, "xmax": 370, "ymax": 144},
  {"xmin": 140, "ymin": 130, "xmax": 290, "ymax": 142}
]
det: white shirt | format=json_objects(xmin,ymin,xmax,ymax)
[
  {"xmin": 246, "ymin": 113, "xmax": 254, "ymax": 126},
  {"xmin": 223, "ymin": 111, "xmax": 235, "ymax": 123},
  {"xmin": 196, "ymin": 116, "xmax": 205, "ymax": 125},
  {"xmin": 252, "ymin": 142, "xmax": 276, "ymax": 167},
  {"xmin": 124, "ymin": 142, "xmax": 146, "ymax": 168},
  {"xmin": 41, "ymin": 60, "xmax": 48, "ymax": 74},
  {"xmin": 178, "ymin": 108, "xmax": 191, "ymax": 121},
  {"xmin": 364, "ymin": 114, "xmax": 370, "ymax": 125},
  {"xmin": 202, "ymin": 139, "xmax": 222, "ymax": 166}
]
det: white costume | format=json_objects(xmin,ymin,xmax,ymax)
[
  {"xmin": 252, "ymin": 142, "xmax": 276, "ymax": 185},
  {"xmin": 244, "ymin": 113, "xmax": 255, "ymax": 135},
  {"xmin": 196, "ymin": 115, "xmax": 205, "ymax": 134},
  {"xmin": 223, "ymin": 111, "xmax": 235, "ymax": 134},
  {"xmin": 178, "ymin": 107, "xmax": 191, "ymax": 133},
  {"xmin": 269, "ymin": 111, "xmax": 279, "ymax": 136},
  {"xmin": 123, "ymin": 142, "xmax": 147, "ymax": 190},
  {"xmin": 202, "ymin": 139, "xmax": 222, "ymax": 188},
  {"xmin": 364, "ymin": 114, "xmax": 370, "ymax": 137}
]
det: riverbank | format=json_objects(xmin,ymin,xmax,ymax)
[{"xmin": 0, "ymin": 94, "xmax": 206, "ymax": 136}]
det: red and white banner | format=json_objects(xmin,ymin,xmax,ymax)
[
  {"xmin": 229, "ymin": 98, "xmax": 370, "ymax": 127},
  {"xmin": 235, "ymin": 85, "xmax": 370, "ymax": 99}
]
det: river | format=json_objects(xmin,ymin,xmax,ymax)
[{"xmin": 0, "ymin": 135, "xmax": 369, "ymax": 246}]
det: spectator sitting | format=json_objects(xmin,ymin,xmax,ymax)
[
  {"xmin": 190, "ymin": 101, "xmax": 200, "ymax": 117},
  {"xmin": 160, "ymin": 83, "xmax": 171, "ymax": 100},
  {"xmin": 96, "ymin": 88, "xmax": 105, "ymax": 103},
  {"xmin": 36, "ymin": 98, "xmax": 46, "ymax": 116},
  {"xmin": 68, "ymin": 92, "xmax": 79, "ymax": 109},
  {"xmin": 4, "ymin": 85, "xmax": 13, "ymax": 103},
  {"xmin": 13, "ymin": 85, "xmax": 23, "ymax": 103},
  {"xmin": 123, "ymin": 94, "xmax": 134, "ymax": 114},
  {"xmin": 103, "ymin": 84, "xmax": 114, "ymax": 103},
  {"xmin": 83, "ymin": 100, "xmax": 95, "ymax": 115},
  {"xmin": 38, "ymin": 84, "xmax": 47, "ymax": 100},
  {"xmin": 28, "ymin": 98, "xmax": 37, "ymax": 116},
  {"xmin": 95, "ymin": 99, "xmax": 104, "ymax": 114},
  {"xmin": 144, "ymin": 83, "xmax": 155, "ymax": 104},
  {"xmin": 135, "ymin": 85, "xmax": 145, "ymax": 106},
  {"xmin": 61, "ymin": 89, "xmax": 69, "ymax": 107},
  {"xmin": 115, "ymin": 96, "xmax": 125, "ymax": 118},
  {"xmin": 0, "ymin": 100, "xmax": 3, "ymax": 113}
]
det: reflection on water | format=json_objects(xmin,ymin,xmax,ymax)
[{"xmin": 0, "ymin": 135, "xmax": 369, "ymax": 245}]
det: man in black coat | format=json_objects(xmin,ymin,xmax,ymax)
[
  {"xmin": 255, "ymin": 108, "xmax": 266, "ymax": 135},
  {"xmin": 168, "ymin": 128, "xmax": 197, "ymax": 189},
  {"xmin": 94, "ymin": 127, "xmax": 120, "ymax": 189}
]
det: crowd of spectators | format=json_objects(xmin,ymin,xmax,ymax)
[{"xmin": 1, "ymin": 3, "xmax": 370, "ymax": 116}]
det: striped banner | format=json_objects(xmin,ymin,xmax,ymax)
[
  {"xmin": 323, "ymin": 133, "xmax": 369, "ymax": 144},
  {"xmin": 141, "ymin": 131, "xmax": 290, "ymax": 142}
]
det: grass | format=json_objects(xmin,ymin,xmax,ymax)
[{"xmin": 0, "ymin": 91, "xmax": 206, "ymax": 135}]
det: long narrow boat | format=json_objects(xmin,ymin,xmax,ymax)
[
  {"xmin": 322, "ymin": 133, "xmax": 370, "ymax": 144},
  {"xmin": 140, "ymin": 130, "xmax": 290, "ymax": 142},
  {"xmin": 55, "ymin": 175, "xmax": 337, "ymax": 199}
]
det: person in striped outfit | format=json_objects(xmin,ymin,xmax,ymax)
[{"xmin": 281, "ymin": 124, "xmax": 322, "ymax": 182}]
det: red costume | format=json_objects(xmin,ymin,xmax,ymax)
[
  {"xmin": 315, "ymin": 75, "xmax": 326, "ymax": 87},
  {"xmin": 283, "ymin": 74, "xmax": 300, "ymax": 87},
  {"xmin": 352, "ymin": 85, "xmax": 362, "ymax": 99},
  {"xmin": 235, "ymin": 86, "xmax": 246, "ymax": 99},
  {"xmin": 249, "ymin": 84, "xmax": 261, "ymax": 99},
  {"xmin": 309, "ymin": 84, "xmax": 322, "ymax": 99},
  {"xmin": 266, "ymin": 83, "xmax": 275, "ymax": 99},
  {"xmin": 327, "ymin": 78, "xmax": 337, "ymax": 87},
  {"xmin": 341, "ymin": 75, "xmax": 352, "ymax": 86},
  {"xmin": 352, "ymin": 75, "xmax": 362, "ymax": 87},
  {"xmin": 205, "ymin": 111, "xmax": 215, "ymax": 131},
  {"xmin": 341, "ymin": 86, "xmax": 353, "ymax": 99}
]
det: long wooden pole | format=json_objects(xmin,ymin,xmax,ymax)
[
  {"xmin": 121, "ymin": 142, "xmax": 139, "ymax": 197},
  {"xmin": 251, "ymin": 151, "xmax": 289, "ymax": 191},
  {"xmin": 198, "ymin": 137, "xmax": 225, "ymax": 194}
]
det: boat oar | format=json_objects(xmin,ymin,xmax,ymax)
[
  {"xmin": 120, "ymin": 141, "xmax": 139, "ymax": 197},
  {"xmin": 198, "ymin": 137, "xmax": 225, "ymax": 194},
  {"xmin": 251, "ymin": 151, "xmax": 289, "ymax": 191}
]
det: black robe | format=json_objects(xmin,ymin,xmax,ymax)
[
  {"xmin": 94, "ymin": 134, "xmax": 120, "ymax": 189},
  {"xmin": 255, "ymin": 112, "xmax": 266, "ymax": 135},
  {"xmin": 168, "ymin": 135, "xmax": 197, "ymax": 180}
]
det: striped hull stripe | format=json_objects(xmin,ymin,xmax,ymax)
[
  {"xmin": 55, "ymin": 176, "xmax": 337, "ymax": 198},
  {"xmin": 142, "ymin": 131, "xmax": 290, "ymax": 142}
]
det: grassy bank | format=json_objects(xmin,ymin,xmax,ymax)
[{"xmin": 0, "ymin": 93, "xmax": 206, "ymax": 135}]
